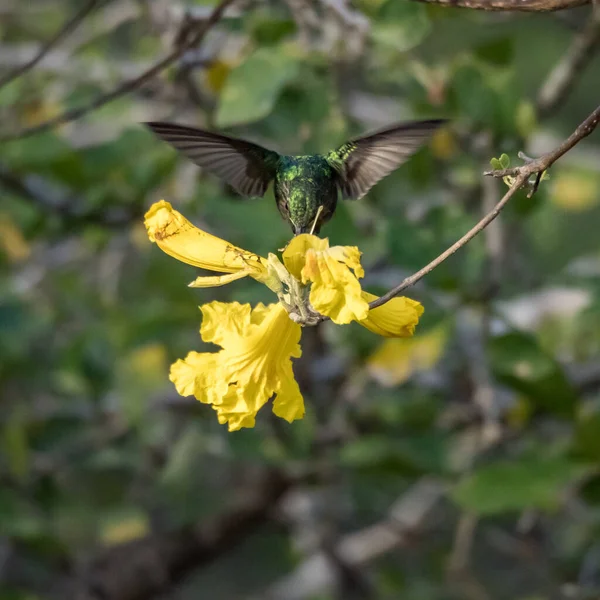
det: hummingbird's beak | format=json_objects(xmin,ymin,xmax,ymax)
[{"xmin": 294, "ymin": 225, "xmax": 320, "ymax": 236}]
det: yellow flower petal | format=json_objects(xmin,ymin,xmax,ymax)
[
  {"xmin": 302, "ymin": 248, "xmax": 368, "ymax": 324},
  {"xmin": 199, "ymin": 301, "xmax": 252, "ymax": 347},
  {"xmin": 367, "ymin": 324, "xmax": 448, "ymax": 387},
  {"xmin": 272, "ymin": 368, "xmax": 305, "ymax": 423},
  {"xmin": 359, "ymin": 292, "xmax": 424, "ymax": 337},
  {"xmin": 285, "ymin": 236, "xmax": 368, "ymax": 324},
  {"xmin": 282, "ymin": 233, "xmax": 329, "ymax": 279},
  {"xmin": 188, "ymin": 270, "xmax": 250, "ymax": 288},
  {"xmin": 170, "ymin": 351, "xmax": 224, "ymax": 399},
  {"xmin": 326, "ymin": 246, "xmax": 364, "ymax": 279},
  {"xmin": 169, "ymin": 301, "xmax": 304, "ymax": 431},
  {"xmin": 144, "ymin": 200, "xmax": 268, "ymax": 282}
]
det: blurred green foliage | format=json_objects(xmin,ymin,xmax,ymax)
[{"xmin": 1, "ymin": 1, "xmax": 600, "ymax": 599}]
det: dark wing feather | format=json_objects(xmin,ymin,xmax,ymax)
[
  {"xmin": 328, "ymin": 119, "xmax": 446, "ymax": 200},
  {"xmin": 144, "ymin": 121, "xmax": 279, "ymax": 197}
]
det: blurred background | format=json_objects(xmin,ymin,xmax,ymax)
[{"xmin": 1, "ymin": 1, "xmax": 600, "ymax": 599}]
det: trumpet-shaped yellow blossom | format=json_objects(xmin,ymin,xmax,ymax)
[
  {"xmin": 145, "ymin": 200, "xmax": 278, "ymax": 290},
  {"xmin": 145, "ymin": 200, "xmax": 424, "ymax": 430},
  {"xmin": 171, "ymin": 302, "xmax": 303, "ymax": 431}
]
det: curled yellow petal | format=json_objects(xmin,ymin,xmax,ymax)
[
  {"xmin": 367, "ymin": 324, "xmax": 448, "ymax": 386},
  {"xmin": 169, "ymin": 301, "xmax": 304, "ymax": 431},
  {"xmin": 188, "ymin": 271, "xmax": 250, "ymax": 288},
  {"xmin": 326, "ymin": 245, "xmax": 364, "ymax": 279},
  {"xmin": 282, "ymin": 233, "xmax": 329, "ymax": 279},
  {"xmin": 145, "ymin": 200, "xmax": 269, "ymax": 283},
  {"xmin": 359, "ymin": 292, "xmax": 424, "ymax": 337},
  {"xmin": 302, "ymin": 248, "xmax": 368, "ymax": 324},
  {"xmin": 281, "ymin": 234, "xmax": 369, "ymax": 324}
]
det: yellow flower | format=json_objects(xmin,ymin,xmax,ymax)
[
  {"xmin": 367, "ymin": 324, "xmax": 448, "ymax": 386},
  {"xmin": 171, "ymin": 302, "xmax": 303, "ymax": 431},
  {"xmin": 145, "ymin": 200, "xmax": 277, "ymax": 290},
  {"xmin": 359, "ymin": 292, "xmax": 424, "ymax": 338},
  {"xmin": 282, "ymin": 235, "xmax": 367, "ymax": 324},
  {"xmin": 280, "ymin": 236, "xmax": 423, "ymax": 335},
  {"xmin": 145, "ymin": 200, "xmax": 424, "ymax": 430}
]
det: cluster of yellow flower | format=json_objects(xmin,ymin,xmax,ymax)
[{"xmin": 145, "ymin": 200, "xmax": 424, "ymax": 431}]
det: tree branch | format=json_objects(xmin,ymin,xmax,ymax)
[
  {"xmin": 0, "ymin": 0, "xmax": 111, "ymax": 91},
  {"xmin": 535, "ymin": 14, "xmax": 600, "ymax": 117},
  {"xmin": 368, "ymin": 103, "xmax": 600, "ymax": 310},
  {"xmin": 0, "ymin": 167, "xmax": 141, "ymax": 227},
  {"xmin": 483, "ymin": 103, "xmax": 600, "ymax": 179},
  {"xmin": 60, "ymin": 467, "xmax": 303, "ymax": 600},
  {"xmin": 252, "ymin": 479, "xmax": 444, "ymax": 600},
  {"xmin": 408, "ymin": 0, "xmax": 589, "ymax": 11},
  {"xmin": 0, "ymin": 0, "xmax": 236, "ymax": 142}
]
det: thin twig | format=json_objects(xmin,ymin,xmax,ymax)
[
  {"xmin": 0, "ymin": 167, "xmax": 140, "ymax": 227},
  {"xmin": 0, "ymin": 0, "xmax": 111, "ymax": 91},
  {"xmin": 408, "ymin": 0, "xmax": 589, "ymax": 10},
  {"xmin": 448, "ymin": 513, "xmax": 480, "ymax": 575},
  {"xmin": 536, "ymin": 15, "xmax": 600, "ymax": 118},
  {"xmin": 368, "ymin": 103, "xmax": 600, "ymax": 310},
  {"xmin": 367, "ymin": 173, "xmax": 526, "ymax": 309},
  {"xmin": 0, "ymin": 0, "xmax": 236, "ymax": 142},
  {"xmin": 483, "ymin": 103, "xmax": 600, "ymax": 179}
]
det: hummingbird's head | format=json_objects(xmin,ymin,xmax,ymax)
[{"xmin": 283, "ymin": 202, "xmax": 315, "ymax": 236}]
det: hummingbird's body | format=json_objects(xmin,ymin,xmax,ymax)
[
  {"xmin": 274, "ymin": 155, "xmax": 338, "ymax": 233},
  {"xmin": 145, "ymin": 119, "xmax": 445, "ymax": 235}
]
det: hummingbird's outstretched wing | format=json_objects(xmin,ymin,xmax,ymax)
[
  {"xmin": 326, "ymin": 119, "xmax": 446, "ymax": 201},
  {"xmin": 145, "ymin": 122, "xmax": 279, "ymax": 197}
]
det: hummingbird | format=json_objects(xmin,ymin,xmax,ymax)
[{"xmin": 145, "ymin": 119, "xmax": 446, "ymax": 235}]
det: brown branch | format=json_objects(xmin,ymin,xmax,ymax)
[
  {"xmin": 368, "ymin": 103, "xmax": 600, "ymax": 310},
  {"xmin": 0, "ymin": 0, "xmax": 110, "ymax": 91},
  {"xmin": 254, "ymin": 479, "xmax": 444, "ymax": 600},
  {"xmin": 0, "ymin": 0, "xmax": 236, "ymax": 142},
  {"xmin": 408, "ymin": 0, "xmax": 589, "ymax": 11},
  {"xmin": 536, "ymin": 15, "xmax": 600, "ymax": 117},
  {"xmin": 0, "ymin": 166, "xmax": 141, "ymax": 227},
  {"xmin": 60, "ymin": 467, "xmax": 303, "ymax": 600},
  {"xmin": 483, "ymin": 103, "xmax": 600, "ymax": 179}
]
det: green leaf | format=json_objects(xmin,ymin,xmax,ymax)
[
  {"xmin": 372, "ymin": 0, "xmax": 431, "ymax": 52},
  {"xmin": 450, "ymin": 64, "xmax": 497, "ymax": 127},
  {"xmin": 516, "ymin": 100, "xmax": 537, "ymax": 138},
  {"xmin": 489, "ymin": 157, "xmax": 502, "ymax": 170},
  {"xmin": 248, "ymin": 11, "xmax": 296, "ymax": 45},
  {"xmin": 572, "ymin": 408, "xmax": 600, "ymax": 462},
  {"xmin": 341, "ymin": 433, "xmax": 448, "ymax": 475},
  {"xmin": 488, "ymin": 332, "xmax": 577, "ymax": 418},
  {"xmin": 449, "ymin": 63, "xmax": 518, "ymax": 133},
  {"xmin": 499, "ymin": 153, "xmax": 510, "ymax": 169},
  {"xmin": 474, "ymin": 37, "xmax": 514, "ymax": 67},
  {"xmin": 452, "ymin": 458, "xmax": 586, "ymax": 515},
  {"xmin": 580, "ymin": 473, "xmax": 600, "ymax": 506},
  {"xmin": 2, "ymin": 409, "xmax": 30, "ymax": 482},
  {"xmin": 1, "ymin": 132, "xmax": 77, "ymax": 171},
  {"xmin": 216, "ymin": 46, "xmax": 300, "ymax": 128},
  {"xmin": 0, "ymin": 489, "xmax": 45, "ymax": 539}
]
